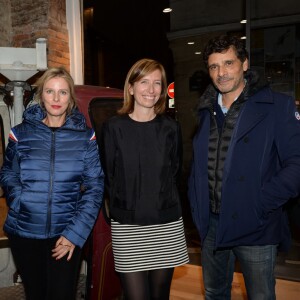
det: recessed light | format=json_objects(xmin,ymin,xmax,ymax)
[
  {"xmin": 240, "ymin": 36, "xmax": 247, "ymax": 40},
  {"xmin": 187, "ymin": 42, "xmax": 195, "ymax": 45},
  {"xmin": 240, "ymin": 20, "xmax": 247, "ymax": 24},
  {"xmin": 163, "ymin": 8, "xmax": 172, "ymax": 13},
  {"xmin": 195, "ymin": 52, "xmax": 201, "ymax": 55}
]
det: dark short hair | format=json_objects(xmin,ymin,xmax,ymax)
[{"xmin": 203, "ymin": 35, "xmax": 249, "ymax": 68}]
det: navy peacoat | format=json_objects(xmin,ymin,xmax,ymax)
[{"xmin": 188, "ymin": 85, "xmax": 300, "ymax": 250}]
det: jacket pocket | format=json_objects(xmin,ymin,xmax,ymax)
[{"xmin": 7, "ymin": 187, "xmax": 22, "ymax": 213}]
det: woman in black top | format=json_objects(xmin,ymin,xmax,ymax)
[{"xmin": 102, "ymin": 59, "xmax": 188, "ymax": 300}]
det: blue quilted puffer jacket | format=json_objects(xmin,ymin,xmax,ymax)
[{"xmin": 0, "ymin": 104, "xmax": 104, "ymax": 248}]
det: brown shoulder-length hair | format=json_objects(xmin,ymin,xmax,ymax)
[
  {"xmin": 34, "ymin": 67, "xmax": 77, "ymax": 115},
  {"xmin": 118, "ymin": 58, "xmax": 168, "ymax": 115}
]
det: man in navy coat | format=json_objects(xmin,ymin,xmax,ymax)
[{"xmin": 188, "ymin": 34, "xmax": 300, "ymax": 299}]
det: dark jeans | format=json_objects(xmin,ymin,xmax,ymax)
[
  {"xmin": 201, "ymin": 213, "xmax": 277, "ymax": 300},
  {"xmin": 8, "ymin": 234, "xmax": 82, "ymax": 300}
]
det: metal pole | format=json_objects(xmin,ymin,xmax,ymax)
[
  {"xmin": 13, "ymin": 84, "xmax": 24, "ymax": 126},
  {"xmin": 246, "ymin": 0, "xmax": 251, "ymax": 67}
]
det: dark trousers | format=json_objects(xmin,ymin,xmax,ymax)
[{"xmin": 8, "ymin": 234, "xmax": 82, "ymax": 300}]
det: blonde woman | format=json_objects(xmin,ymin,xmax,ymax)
[{"xmin": 0, "ymin": 67, "xmax": 104, "ymax": 300}]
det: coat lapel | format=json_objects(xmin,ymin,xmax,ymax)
[
  {"xmin": 223, "ymin": 88, "xmax": 274, "ymax": 181},
  {"xmin": 234, "ymin": 88, "xmax": 274, "ymax": 141}
]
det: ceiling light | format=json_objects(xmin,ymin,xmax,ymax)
[
  {"xmin": 240, "ymin": 36, "xmax": 247, "ymax": 40},
  {"xmin": 187, "ymin": 42, "xmax": 194, "ymax": 45},
  {"xmin": 195, "ymin": 52, "xmax": 201, "ymax": 55},
  {"xmin": 240, "ymin": 19, "xmax": 247, "ymax": 24},
  {"xmin": 163, "ymin": 8, "xmax": 172, "ymax": 13}
]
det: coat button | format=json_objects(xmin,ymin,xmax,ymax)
[
  {"xmin": 232, "ymin": 212, "xmax": 238, "ymax": 220},
  {"xmin": 243, "ymin": 136, "xmax": 249, "ymax": 143},
  {"xmin": 238, "ymin": 175, "xmax": 245, "ymax": 181}
]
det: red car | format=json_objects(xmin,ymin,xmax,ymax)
[{"xmin": 75, "ymin": 85, "xmax": 123, "ymax": 300}]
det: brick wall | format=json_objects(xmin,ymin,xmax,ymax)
[
  {"xmin": 47, "ymin": 0, "xmax": 70, "ymax": 69},
  {"xmin": 0, "ymin": 0, "xmax": 12, "ymax": 46},
  {"xmin": 0, "ymin": 0, "xmax": 70, "ymax": 71}
]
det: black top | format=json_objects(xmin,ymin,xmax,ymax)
[{"xmin": 101, "ymin": 114, "xmax": 183, "ymax": 225}]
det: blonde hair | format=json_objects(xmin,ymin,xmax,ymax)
[
  {"xmin": 119, "ymin": 58, "xmax": 167, "ymax": 115},
  {"xmin": 34, "ymin": 67, "xmax": 77, "ymax": 115}
]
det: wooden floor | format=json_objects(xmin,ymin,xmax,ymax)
[{"xmin": 170, "ymin": 264, "xmax": 300, "ymax": 300}]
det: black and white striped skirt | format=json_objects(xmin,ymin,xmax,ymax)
[{"xmin": 111, "ymin": 217, "xmax": 189, "ymax": 273}]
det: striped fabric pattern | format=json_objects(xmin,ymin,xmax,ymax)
[{"xmin": 111, "ymin": 218, "xmax": 189, "ymax": 272}]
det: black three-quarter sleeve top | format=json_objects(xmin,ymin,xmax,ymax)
[{"xmin": 101, "ymin": 114, "xmax": 183, "ymax": 225}]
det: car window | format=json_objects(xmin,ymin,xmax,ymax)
[{"xmin": 88, "ymin": 97, "xmax": 123, "ymax": 147}]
